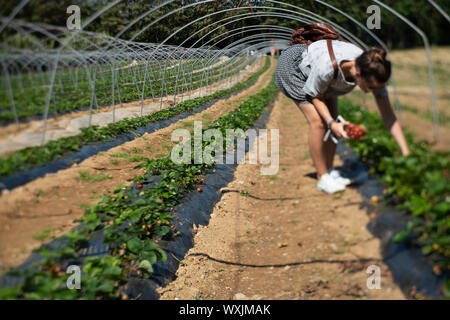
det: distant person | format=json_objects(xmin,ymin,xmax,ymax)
[
  {"xmin": 271, "ymin": 48, "xmax": 276, "ymax": 58},
  {"xmin": 275, "ymin": 31, "xmax": 410, "ymax": 194}
]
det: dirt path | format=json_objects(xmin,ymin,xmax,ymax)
[
  {"xmin": 0, "ymin": 58, "xmax": 275, "ymax": 273},
  {"xmin": 158, "ymin": 93, "xmax": 405, "ymax": 300}
]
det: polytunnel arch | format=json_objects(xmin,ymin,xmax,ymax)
[
  {"xmin": 0, "ymin": 0, "xmax": 446, "ymax": 144},
  {"xmin": 114, "ymin": 3, "xmax": 371, "ymax": 111},
  {"xmin": 1, "ymin": 0, "xmax": 370, "ymax": 131},
  {"xmin": 0, "ymin": 1, "xmax": 449, "ymax": 301}
]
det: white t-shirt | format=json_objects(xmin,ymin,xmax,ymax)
[{"xmin": 299, "ymin": 40, "xmax": 388, "ymax": 99}]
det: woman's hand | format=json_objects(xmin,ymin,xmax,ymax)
[
  {"xmin": 374, "ymin": 95, "xmax": 411, "ymax": 157},
  {"xmin": 330, "ymin": 121, "xmax": 350, "ymax": 139},
  {"xmin": 401, "ymin": 148, "xmax": 411, "ymax": 157}
]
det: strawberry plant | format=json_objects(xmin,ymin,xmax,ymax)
[
  {"xmin": 0, "ymin": 57, "xmax": 271, "ymax": 180},
  {"xmin": 0, "ymin": 57, "xmax": 251, "ymax": 124},
  {"xmin": 340, "ymin": 99, "xmax": 450, "ymax": 297},
  {"xmin": 0, "ymin": 66, "xmax": 278, "ymax": 300}
]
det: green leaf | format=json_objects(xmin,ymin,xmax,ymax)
[
  {"xmin": 443, "ymin": 278, "xmax": 450, "ymax": 298},
  {"xmin": 435, "ymin": 202, "xmax": 449, "ymax": 214},
  {"xmin": 138, "ymin": 260, "xmax": 153, "ymax": 274},
  {"xmin": 102, "ymin": 266, "xmax": 122, "ymax": 277},
  {"xmin": 127, "ymin": 237, "xmax": 143, "ymax": 253},
  {"xmin": 0, "ymin": 286, "xmax": 21, "ymax": 299},
  {"xmin": 156, "ymin": 225, "xmax": 170, "ymax": 236},
  {"xmin": 142, "ymin": 251, "xmax": 157, "ymax": 265},
  {"xmin": 156, "ymin": 247, "xmax": 167, "ymax": 262},
  {"xmin": 59, "ymin": 247, "xmax": 78, "ymax": 259},
  {"xmin": 129, "ymin": 210, "xmax": 142, "ymax": 222},
  {"xmin": 95, "ymin": 280, "xmax": 115, "ymax": 293},
  {"xmin": 393, "ymin": 231, "xmax": 409, "ymax": 243},
  {"xmin": 422, "ymin": 245, "xmax": 434, "ymax": 255},
  {"xmin": 143, "ymin": 240, "xmax": 158, "ymax": 251},
  {"xmin": 134, "ymin": 199, "xmax": 147, "ymax": 206}
]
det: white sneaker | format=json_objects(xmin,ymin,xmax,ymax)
[
  {"xmin": 317, "ymin": 173, "xmax": 346, "ymax": 194},
  {"xmin": 329, "ymin": 169, "xmax": 351, "ymax": 186}
]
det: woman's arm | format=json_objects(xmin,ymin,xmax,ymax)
[
  {"xmin": 374, "ymin": 95, "xmax": 411, "ymax": 156},
  {"xmin": 311, "ymin": 97, "xmax": 349, "ymax": 138}
]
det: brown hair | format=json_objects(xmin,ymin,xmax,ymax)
[{"xmin": 355, "ymin": 47, "xmax": 391, "ymax": 83}]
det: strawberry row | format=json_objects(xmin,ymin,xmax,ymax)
[
  {"xmin": 0, "ymin": 57, "xmax": 270, "ymax": 181},
  {"xmin": 0, "ymin": 63, "xmax": 278, "ymax": 300},
  {"xmin": 339, "ymin": 99, "xmax": 450, "ymax": 297}
]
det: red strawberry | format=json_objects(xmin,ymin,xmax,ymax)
[
  {"xmin": 346, "ymin": 123, "xmax": 367, "ymax": 140},
  {"xmin": 137, "ymin": 184, "xmax": 143, "ymax": 189}
]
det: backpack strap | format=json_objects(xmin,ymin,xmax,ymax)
[{"xmin": 326, "ymin": 39, "xmax": 338, "ymax": 80}]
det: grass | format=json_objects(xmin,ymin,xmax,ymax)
[
  {"xmin": 131, "ymin": 148, "xmax": 143, "ymax": 154},
  {"xmin": 77, "ymin": 203, "xmax": 91, "ymax": 209},
  {"xmin": 240, "ymin": 190, "xmax": 250, "ymax": 197},
  {"xmin": 88, "ymin": 189, "xmax": 98, "ymax": 199},
  {"xmin": 109, "ymin": 152, "xmax": 145, "ymax": 162},
  {"xmin": 201, "ymin": 113, "xmax": 213, "ymax": 126},
  {"xmin": 110, "ymin": 152, "xmax": 128, "ymax": 159},
  {"xmin": 201, "ymin": 113, "xmax": 212, "ymax": 121},
  {"xmin": 34, "ymin": 188, "xmax": 46, "ymax": 196},
  {"xmin": 399, "ymin": 104, "xmax": 449, "ymax": 127},
  {"xmin": 160, "ymin": 142, "xmax": 172, "ymax": 152},
  {"xmin": 78, "ymin": 170, "xmax": 112, "ymax": 182},
  {"xmin": 32, "ymin": 227, "xmax": 62, "ymax": 241},
  {"xmin": 332, "ymin": 193, "xmax": 343, "ymax": 200},
  {"xmin": 179, "ymin": 121, "xmax": 195, "ymax": 130}
]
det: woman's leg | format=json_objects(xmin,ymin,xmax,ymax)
[
  {"xmin": 324, "ymin": 97, "xmax": 338, "ymax": 170},
  {"xmin": 294, "ymin": 101, "xmax": 328, "ymax": 179}
]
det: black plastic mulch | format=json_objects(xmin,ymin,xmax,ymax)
[
  {"xmin": 1, "ymin": 97, "xmax": 445, "ymax": 299},
  {"xmin": 0, "ymin": 97, "xmax": 276, "ymax": 300}
]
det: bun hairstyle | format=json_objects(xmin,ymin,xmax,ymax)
[{"xmin": 355, "ymin": 47, "xmax": 391, "ymax": 84}]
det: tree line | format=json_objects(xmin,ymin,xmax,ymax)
[{"xmin": 1, "ymin": 0, "xmax": 449, "ymax": 49}]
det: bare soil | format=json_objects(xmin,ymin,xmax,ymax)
[{"xmin": 158, "ymin": 93, "xmax": 405, "ymax": 300}]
